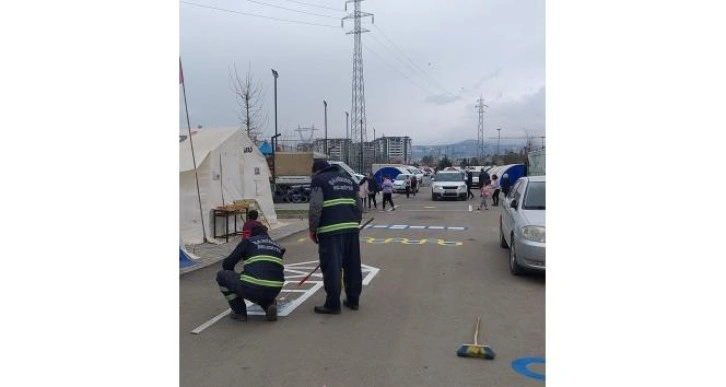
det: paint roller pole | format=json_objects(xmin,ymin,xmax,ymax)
[{"xmin": 297, "ymin": 217, "xmax": 374, "ymax": 286}]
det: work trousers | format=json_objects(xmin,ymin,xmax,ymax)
[
  {"xmin": 216, "ymin": 270, "xmax": 279, "ymax": 314},
  {"xmin": 318, "ymin": 231, "xmax": 362, "ymax": 310},
  {"xmin": 492, "ymin": 189, "xmax": 501, "ymax": 205},
  {"xmin": 367, "ymin": 193, "xmax": 377, "ymax": 209}
]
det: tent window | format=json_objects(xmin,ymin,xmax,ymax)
[{"xmin": 254, "ymin": 167, "xmax": 260, "ymax": 175}]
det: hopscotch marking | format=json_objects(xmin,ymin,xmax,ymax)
[
  {"xmin": 363, "ymin": 224, "xmax": 468, "ymax": 231},
  {"xmin": 191, "ymin": 260, "xmax": 379, "ymax": 334}
]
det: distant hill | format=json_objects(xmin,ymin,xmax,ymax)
[{"xmin": 413, "ymin": 139, "xmax": 526, "ymax": 161}]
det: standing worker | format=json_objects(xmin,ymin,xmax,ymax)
[
  {"xmin": 216, "ymin": 224, "xmax": 285, "ymax": 322},
  {"xmin": 308, "ymin": 160, "xmax": 364, "ymax": 314}
]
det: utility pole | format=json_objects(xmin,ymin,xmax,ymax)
[
  {"xmin": 475, "ymin": 96, "xmax": 488, "ymax": 162},
  {"xmin": 372, "ymin": 125, "xmax": 376, "ymax": 164},
  {"xmin": 360, "ymin": 119, "xmax": 364, "ymax": 173},
  {"xmin": 323, "ymin": 100, "xmax": 328, "ymax": 156},
  {"xmin": 345, "ymin": 111, "xmax": 350, "ymax": 164},
  {"xmin": 343, "ymin": 0, "xmax": 374, "ymax": 173},
  {"xmin": 271, "ymin": 69, "xmax": 279, "ymax": 186}
]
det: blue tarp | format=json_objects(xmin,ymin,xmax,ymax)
[
  {"xmin": 259, "ymin": 141, "xmax": 273, "ymax": 156},
  {"xmin": 180, "ymin": 247, "xmax": 197, "ymax": 269},
  {"xmin": 373, "ymin": 166, "xmax": 408, "ymax": 186}
]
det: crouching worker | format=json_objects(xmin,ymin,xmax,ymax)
[{"xmin": 216, "ymin": 224, "xmax": 285, "ymax": 322}]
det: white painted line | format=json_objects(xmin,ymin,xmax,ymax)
[
  {"xmin": 372, "ymin": 225, "xmax": 389, "ymax": 229},
  {"xmin": 447, "ymin": 226, "xmax": 466, "ymax": 230},
  {"xmin": 408, "ymin": 225, "xmax": 426, "ymax": 229},
  {"xmin": 191, "ymin": 260, "xmax": 380, "ymax": 334},
  {"xmin": 361, "ymin": 263, "xmax": 380, "ymax": 286},
  {"xmin": 428, "ymin": 226, "xmax": 445, "ymax": 230},
  {"xmin": 468, "ymin": 205, "xmax": 473, "ymax": 212},
  {"xmin": 389, "ymin": 224, "xmax": 408, "ymax": 229},
  {"xmin": 191, "ymin": 309, "xmax": 232, "ymax": 335}
]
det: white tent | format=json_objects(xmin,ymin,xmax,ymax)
[{"xmin": 180, "ymin": 127, "xmax": 278, "ymax": 245}]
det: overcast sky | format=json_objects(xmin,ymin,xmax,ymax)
[{"xmin": 180, "ymin": 0, "xmax": 544, "ymax": 146}]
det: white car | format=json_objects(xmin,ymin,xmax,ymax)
[
  {"xmin": 499, "ymin": 175, "xmax": 546, "ymax": 275},
  {"xmin": 392, "ymin": 173, "xmax": 416, "ymax": 193},
  {"xmin": 431, "ymin": 171, "xmax": 467, "ymax": 200}
]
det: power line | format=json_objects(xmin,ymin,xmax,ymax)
[
  {"xmin": 372, "ymin": 24, "xmax": 457, "ymax": 97},
  {"xmin": 362, "ymin": 44, "xmax": 436, "ymax": 95},
  {"xmin": 239, "ymin": 0, "xmax": 341, "ymax": 19},
  {"xmin": 279, "ymin": 0, "xmax": 344, "ymax": 12},
  {"xmin": 366, "ymin": 33, "xmax": 445, "ymax": 97},
  {"xmin": 181, "ymin": 1, "xmax": 339, "ymax": 28}
]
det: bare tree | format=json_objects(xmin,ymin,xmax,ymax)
[{"xmin": 230, "ymin": 63, "xmax": 268, "ymax": 144}]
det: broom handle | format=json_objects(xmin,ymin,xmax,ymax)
[{"xmin": 474, "ymin": 317, "xmax": 481, "ymax": 345}]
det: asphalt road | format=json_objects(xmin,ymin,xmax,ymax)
[{"xmin": 180, "ymin": 191, "xmax": 545, "ymax": 386}]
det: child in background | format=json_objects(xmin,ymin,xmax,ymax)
[
  {"xmin": 241, "ymin": 209, "xmax": 262, "ymax": 239},
  {"xmin": 478, "ymin": 183, "xmax": 492, "ymax": 211}
]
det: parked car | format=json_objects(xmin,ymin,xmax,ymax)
[
  {"xmin": 499, "ymin": 175, "xmax": 546, "ymax": 275},
  {"xmin": 392, "ymin": 173, "xmax": 417, "ymax": 193},
  {"xmin": 431, "ymin": 171, "xmax": 467, "ymax": 200},
  {"xmin": 405, "ymin": 166, "xmax": 424, "ymax": 186}
]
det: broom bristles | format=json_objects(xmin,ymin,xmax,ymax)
[{"xmin": 456, "ymin": 344, "xmax": 496, "ymax": 359}]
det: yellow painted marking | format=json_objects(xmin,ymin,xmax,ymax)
[
  {"xmin": 297, "ymin": 237, "xmax": 306, "ymax": 242},
  {"xmin": 423, "ymin": 206, "xmax": 436, "ymax": 209}
]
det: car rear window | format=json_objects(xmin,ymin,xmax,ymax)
[
  {"xmin": 523, "ymin": 181, "xmax": 545, "ymax": 209},
  {"xmin": 434, "ymin": 173, "xmax": 463, "ymax": 182}
]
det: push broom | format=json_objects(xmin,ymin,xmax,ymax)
[
  {"xmin": 457, "ymin": 317, "xmax": 496, "ymax": 360},
  {"xmin": 297, "ymin": 217, "xmax": 374, "ymax": 286}
]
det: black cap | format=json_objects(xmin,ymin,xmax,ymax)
[{"xmin": 250, "ymin": 224, "xmax": 268, "ymax": 237}]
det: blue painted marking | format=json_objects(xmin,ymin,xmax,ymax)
[
  {"xmin": 511, "ymin": 357, "xmax": 545, "ymax": 382},
  {"xmin": 179, "ymin": 248, "xmax": 197, "ymax": 269}
]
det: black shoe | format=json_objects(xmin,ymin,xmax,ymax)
[
  {"xmin": 314, "ymin": 305, "xmax": 341, "ymax": 315},
  {"xmin": 343, "ymin": 300, "xmax": 359, "ymax": 310},
  {"xmin": 265, "ymin": 304, "xmax": 278, "ymax": 321},
  {"xmin": 230, "ymin": 311, "xmax": 247, "ymax": 321}
]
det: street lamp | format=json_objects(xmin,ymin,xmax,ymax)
[
  {"xmin": 323, "ymin": 100, "xmax": 328, "ymax": 156},
  {"xmin": 496, "ymin": 127, "xmax": 502, "ymax": 160},
  {"xmin": 271, "ymin": 69, "xmax": 279, "ymax": 184}
]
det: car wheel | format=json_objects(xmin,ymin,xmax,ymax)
[
  {"xmin": 499, "ymin": 221, "xmax": 508, "ymax": 248},
  {"xmin": 509, "ymin": 234, "xmax": 524, "ymax": 276}
]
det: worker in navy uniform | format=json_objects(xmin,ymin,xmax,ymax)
[
  {"xmin": 216, "ymin": 224, "xmax": 286, "ymax": 321},
  {"xmin": 308, "ymin": 159, "xmax": 364, "ymax": 314}
]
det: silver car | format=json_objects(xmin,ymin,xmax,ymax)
[{"xmin": 499, "ymin": 175, "xmax": 545, "ymax": 275}]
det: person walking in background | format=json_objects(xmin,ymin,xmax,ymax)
[
  {"xmin": 490, "ymin": 174, "xmax": 501, "ymax": 206},
  {"xmin": 410, "ymin": 174, "xmax": 418, "ymax": 197},
  {"xmin": 358, "ymin": 176, "xmax": 369, "ymax": 213},
  {"xmin": 381, "ymin": 174, "xmax": 395, "ymax": 211},
  {"xmin": 404, "ymin": 175, "xmax": 411, "ymax": 199},
  {"xmin": 466, "ymin": 171, "xmax": 475, "ymax": 199},
  {"xmin": 478, "ymin": 182, "xmax": 492, "ymax": 211},
  {"xmin": 478, "ymin": 169, "xmax": 490, "ymax": 189},
  {"xmin": 501, "ymin": 173, "xmax": 512, "ymax": 197},
  {"xmin": 308, "ymin": 159, "xmax": 363, "ymax": 314},
  {"xmin": 367, "ymin": 173, "xmax": 380, "ymax": 210}
]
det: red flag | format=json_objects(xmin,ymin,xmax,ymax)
[{"xmin": 179, "ymin": 58, "xmax": 184, "ymax": 84}]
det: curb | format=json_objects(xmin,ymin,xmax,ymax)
[{"xmin": 180, "ymin": 221, "xmax": 309, "ymax": 276}]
